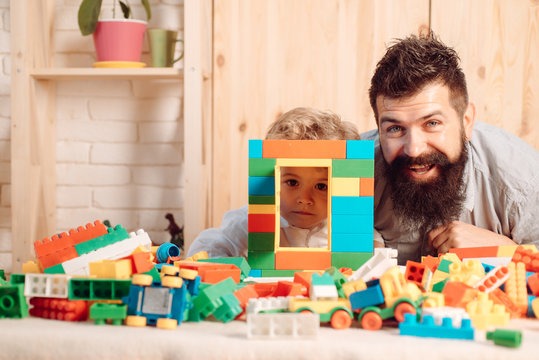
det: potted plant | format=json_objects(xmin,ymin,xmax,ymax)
[{"xmin": 78, "ymin": 0, "xmax": 152, "ymax": 64}]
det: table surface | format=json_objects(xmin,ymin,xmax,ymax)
[{"xmin": 0, "ymin": 317, "xmax": 538, "ymax": 360}]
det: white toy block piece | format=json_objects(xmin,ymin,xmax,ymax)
[
  {"xmin": 246, "ymin": 296, "xmax": 294, "ymax": 314},
  {"xmin": 24, "ymin": 273, "xmax": 71, "ymax": 298},
  {"xmin": 348, "ymin": 248, "xmax": 398, "ymax": 282},
  {"xmin": 61, "ymin": 229, "xmax": 153, "ymax": 275},
  {"xmin": 243, "ymin": 276, "xmax": 295, "ymax": 283},
  {"xmin": 247, "ymin": 312, "xmax": 319, "ymax": 339},
  {"xmin": 422, "ymin": 306, "xmax": 470, "ymax": 327},
  {"xmin": 473, "ymin": 265, "xmax": 510, "ymax": 293},
  {"xmin": 309, "ymin": 284, "xmax": 338, "ymax": 301},
  {"xmin": 463, "ymin": 257, "xmax": 511, "ymax": 267}
]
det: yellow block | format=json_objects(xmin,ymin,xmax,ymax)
[
  {"xmin": 497, "ymin": 244, "xmax": 538, "ymax": 257},
  {"xmin": 423, "ymin": 292, "xmax": 445, "ymax": 308},
  {"xmin": 22, "ymin": 260, "xmax": 42, "ymax": 274},
  {"xmin": 89, "ymin": 259, "xmax": 132, "ymax": 279},
  {"xmin": 466, "ymin": 292, "xmax": 510, "ymax": 330},
  {"xmin": 331, "ymin": 177, "xmax": 360, "ymax": 196},
  {"xmin": 248, "ymin": 204, "xmax": 276, "ymax": 214},
  {"xmin": 288, "ymin": 297, "xmax": 351, "ymax": 314},
  {"xmin": 342, "ymin": 279, "xmax": 367, "ymax": 298}
]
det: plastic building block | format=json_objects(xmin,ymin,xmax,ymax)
[
  {"xmin": 24, "ymin": 273, "xmax": 71, "ymax": 298},
  {"xmin": 488, "ymin": 288, "xmax": 522, "ymax": 318},
  {"xmin": 247, "ymin": 213, "xmax": 275, "ymax": 232},
  {"xmin": 248, "ymin": 195, "xmax": 275, "ymax": 205},
  {"xmin": 249, "ymin": 158, "xmax": 276, "ymax": 176},
  {"xmin": 249, "ymin": 139, "xmax": 263, "ymax": 158},
  {"xmin": 21, "ymin": 260, "xmax": 41, "ymax": 274},
  {"xmin": 442, "ymin": 281, "xmax": 478, "ymax": 308},
  {"xmin": 29, "ymin": 297, "xmax": 88, "ymax": 321},
  {"xmin": 174, "ymin": 261, "xmax": 241, "ymax": 284},
  {"xmin": 192, "ymin": 277, "xmax": 237, "ymax": 319},
  {"xmin": 348, "ymin": 248, "xmax": 398, "ymax": 282},
  {"xmin": 342, "ymin": 279, "xmax": 367, "ymax": 298},
  {"xmin": 199, "ymin": 257, "xmax": 252, "ymax": 280},
  {"xmin": 449, "ymin": 246, "xmax": 499, "ymax": 259},
  {"xmin": 473, "ymin": 265, "xmax": 509, "ymax": 293},
  {"xmin": 275, "ymin": 250, "xmax": 331, "ymax": 271},
  {"xmin": 89, "ymin": 303, "xmax": 127, "ymax": 325},
  {"xmin": 89, "ymin": 259, "xmax": 132, "ymax": 279},
  {"xmin": 449, "ymin": 259, "xmax": 485, "ymax": 286},
  {"xmin": 528, "ymin": 273, "xmax": 539, "ymax": 296},
  {"xmin": 8, "ymin": 274, "xmax": 26, "ymax": 285},
  {"xmin": 379, "ymin": 267, "xmax": 422, "ymax": 308},
  {"xmin": 346, "ymin": 140, "xmax": 375, "ymax": 159},
  {"xmin": 248, "ymin": 251, "xmax": 276, "ymax": 270},
  {"xmin": 324, "ymin": 267, "xmax": 348, "ymax": 298},
  {"xmin": 246, "ymin": 296, "xmax": 292, "ymax": 314},
  {"xmin": 405, "ymin": 261, "xmax": 427, "ymax": 286},
  {"xmin": 123, "ymin": 251, "xmax": 154, "ymax": 274},
  {"xmin": 0, "ymin": 284, "xmax": 28, "ymax": 318},
  {"xmin": 263, "ymin": 140, "xmax": 347, "ymax": 159},
  {"xmin": 359, "ymin": 177, "xmax": 374, "ymax": 196},
  {"xmin": 74, "ymin": 225, "xmax": 129, "ymax": 256},
  {"xmin": 0, "ymin": 269, "xmax": 4, "ymax": 281},
  {"xmin": 331, "ymin": 196, "xmax": 373, "ymax": 215},
  {"xmin": 69, "ymin": 278, "xmax": 132, "ymax": 300},
  {"xmin": 213, "ymin": 292, "xmax": 243, "ymax": 323},
  {"xmin": 288, "ymin": 297, "xmax": 353, "ymax": 330},
  {"xmin": 331, "ymin": 177, "xmax": 360, "ymax": 196},
  {"xmin": 248, "ymin": 177, "xmax": 275, "ymax": 196},
  {"xmin": 399, "ymin": 313, "xmax": 474, "ymax": 340},
  {"xmin": 466, "ymin": 292, "xmax": 510, "ymax": 330},
  {"xmin": 422, "ymin": 291, "xmax": 445, "ymax": 307},
  {"xmin": 421, "ymin": 306, "xmax": 470, "ymax": 327},
  {"xmin": 332, "ymin": 159, "xmax": 374, "ymax": 178},
  {"xmin": 511, "ymin": 245, "xmax": 539, "ymax": 272},
  {"xmin": 247, "ymin": 312, "xmax": 319, "ymax": 339},
  {"xmin": 156, "ymin": 243, "xmax": 181, "ymax": 263},
  {"xmin": 486, "ymin": 328, "xmax": 522, "ymax": 348},
  {"xmin": 248, "ymin": 233, "xmax": 275, "ymax": 251},
  {"xmin": 271, "ymin": 281, "xmax": 305, "ymax": 297},
  {"xmin": 349, "ymin": 282, "xmax": 385, "ymax": 310},
  {"xmin": 233, "ymin": 285, "xmax": 259, "ymax": 314},
  {"xmin": 504, "ymin": 261, "xmax": 528, "ymax": 316},
  {"xmin": 331, "ymin": 233, "xmax": 373, "ymax": 253}
]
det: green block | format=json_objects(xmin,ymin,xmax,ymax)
[
  {"xmin": 248, "ymin": 232, "xmax": 275, "ymax": 251},
  {"xmin": 248, "ymin": 251, "xmax": 275, "ymax": 270},
  {"xmin": 331, "ymin": 252, "xmax": 372, "ymax": 270},
  {"xmin": 44, "ymin": 263, "xmax": 65, "ymax": 274},
  {"xmin": 249, "ymin": 158, "xmax": 276, "ymax": 177},
  {"xmin": 74, "ymin": 225, "xmax": 129, "ymax": 256},
  {"xmin": 213, "ymin": 293, "xmax": 242, "ymax": 323},
  {"xmin": 432, "ymin": 278, "xmax": 449, "ymax": 293},
  {"xmin": 192, "ymin": 277, "xmax": 238, "ymax": 318},
  {"xmin": 259, "ymin": 269, "xmax": 297, "ymax": 277},
  {"xmin": 144, "ymin": 266, "xmax": 161, "ymax": 283},
  {"xmin": 9, "ymin": 274, "xmax": 26, "ymax": 285},
  {"xmin": 89, "ymin": 303, "xmax": 127, "ymax": 325},
  {"xmin": 69, "ymin": 279, "xmax": 132, "ymax": 300},
  {"xmin": 0, "ymin": 284, "xmax": 29, "ymax": 319},
  {"xmin": 199, "ymin": 257, "xmax": 251, "ymax": 280},
  {"xmin": 249, "ymin": 195, "xmax": 276, "ymax": 205},
  {"xmin": 332, "ymin": 159, "xmax": 374, "ymax": 178},
  {"xmin": 324, "ymin": 266, "xmax": 348, "ymax": 298},
  {"xmin": 0, "ymin": 269, "xmax": 5, "ymax": 281},
  {"xmin": 437, "ymin": 259, "xmax": 452, "ymax": 273}
]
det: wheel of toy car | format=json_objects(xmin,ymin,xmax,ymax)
[
  {"xmin": 360, "ymin": 311, "xmax": 382, "ymax": 331},
  {"xmin": 161, "ymin": 276, "xmax": 183, "ymax": 288},
  {"xmin": 330, "ymin": 309, "xmax": 352, "ymax": 330},
  {"xmin": 156, "ymin": 318, "xmax": 178, "ymax": 330},
  {"xmin": 394, "ymin": 302, "xmax": 417, "ymax": 323},
  {"xmin": 131, "ymin": 274, "xmax": 153, "ymax": 286},
  {"xmin": 161, "ymin": 265, "xmax": 180, "ymax": 276},
  {"xmin": 125, "ymin": 315, "xmax": 147, "ymax": 327}
]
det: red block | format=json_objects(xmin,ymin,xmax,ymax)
[
  {"xmin": 405, "ymin": 260, "xmax": 426, "ymax": 285},
  {"xmin": 29, "ymin": 297, "xmax": 88, "ymax": 322},
  {"xmin": 248, "ymin": 214, "xmax": 275, "ymax": 233},
  {"xmin": 449, "ymin": 246, "xmax": 499, "ymax": 260}
]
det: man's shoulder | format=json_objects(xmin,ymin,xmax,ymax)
[{"xmin": 360, "ymin": 128, "xmax": 379, "ymax": 142}]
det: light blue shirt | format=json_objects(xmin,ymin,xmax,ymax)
[{"xmin": 361, "ymin": 121, "xmax": 539, "ymax": 264}]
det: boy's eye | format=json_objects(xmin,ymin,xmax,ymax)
[
  {"xmin": 315, "ymin": 183, "xmax": 328, "ymax": 191},
  {"xmin": 285, "ymin": 179, "xmax": 298, "ymax": 187}
]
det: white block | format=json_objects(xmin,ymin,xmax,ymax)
[
  {"xmin": 348, "ymin": 247, "xmax": 398, "ymax": 282},
  {"xmin": 247, "ymin": 312, "xmax": 319, "ymax": 339},
  {"xmin": 309, "ymin": 284, "xmax": 338, "ymax": 301},
  {"xmin": 422, "ymin": 306, "xmax": 470, "ymax": 327},
  {"xmin": 246, "ymin": 296, "xmax": 300, "ymax": 314},
  {"xmin": 24, "ymin": 274, "xmax": 71, "ymax": 298}
]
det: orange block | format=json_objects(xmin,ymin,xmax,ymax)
[
  {"xmin": 123, "ymin": 252, "xmax": 154, "ymax": 274},
  {"xmin": 422, "ymin": 255, "xmax": 440, "ymax": 273},
  {"xmin": 233, "ymin": 284, "xmax": 259, "ymax": 318},
  {"xmin": 442, "ymin": 281, "xmax": 478, "ymax": 308},
  {"xmin": 176, "ymin": 261, "xmax": 241, "ymax": 284},
  {"xmin": 528, "ymin": 273, "xmax": 539, "ymax": 296},
  {"xmin": 489, "ymin": 288, "xmax": 522, "ymax": 318},
  {"xmin": 449, "ymin": 246, "xmax": 499, "ymax": 260},
  {"xmin": 359, "ymin": 177, "xmax": 374, "ymax": 197},
  {"xmin": 271, "ymin": 281, "xmax": 305, "ymax": 297},
  {"xmin": 275, "ymin": 250, "xmax": 331, "ymax": 270},
  {"xmin": 262, "ymin": 140, "xmax": 347, "ymax": 159},
  {"xmin": 39, "ymin": 246, "xmax": 79, "ymax": 269},
  {"xmin": 252, "ymin": 282, "xmax": 278, "ymax": 297},
  {"xmin": 512, "ymin": 245, "xmax": 539, "ymax": 272}
]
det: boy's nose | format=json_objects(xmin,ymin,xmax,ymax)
[
  {"xmin": 403, "ymin": 129, "xmax": 427, "ymax": 158},
  {"xmin": 297, "ymin": 190, "xmax": 313, "ymax": 205}
]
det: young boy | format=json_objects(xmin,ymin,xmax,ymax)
[{"xmin": 186, "ymin": 107, "xmax": 367, "ymax": 258}]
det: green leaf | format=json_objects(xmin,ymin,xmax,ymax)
[
  {"xmin": 141, "ymin": 0, "xmax": 152, "ymax": 21},
  {"xmin": 78, "ymin": 0, "xmax": 103, "ymax": 36},
  {"xmin": 119, "ymin": 1, "xmax": 131, "ymax": 19}
]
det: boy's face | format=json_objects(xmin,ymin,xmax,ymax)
[{"xmin": 280, "ymin": 167, "xmax": 328, "ymax": 229}]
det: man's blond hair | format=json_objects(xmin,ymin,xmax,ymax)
[{"xmin": 265, "ymin": 107, "xmax": 360, "ymax": 140}]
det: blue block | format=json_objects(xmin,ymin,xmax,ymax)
[
  {"xmin": 349, "ymin": 284, "xmax": 384, "ymax": 311},
  {"xmin": 248, "ymin": 176, "xmax": 275, "ymax": 196},
  {"xmin": 346, "ymin": 140, "xmax": 374, "ymax": 159},
  {"xmin": 482, "ymin": 263, "xmax": 495, "ymax": 273},
  {"xmin": 311, "ymin": 272, "xmax": 335, "ymax": 286},
  {"xmin": 331, "ymin": 196, "xmax": 373, "ymax": 215},
  {"xmin": 528, "ymin": 295, "xmax": 536, "ymax": 318},
  {"xmin": 332, "ymin": 214, "xmax": 373, "ymax": 234},
  {"xmin": 399, "ymin": 314, "xmax": 474, "ymax": 340},
  {"xmin": 249, "ymin": 139, "xmax": 263, "ymax": 158},
  {"xmin": 248, "ymin": 269, "xmax": 262, "ymax": 277},
  {"xmin": 331, "ymin": 233, "xmax": 373, "ymax": 252}
]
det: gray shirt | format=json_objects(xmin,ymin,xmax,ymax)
[{"xmin": 361, "ymin": 121, "xmax": 539, "ymax": 264}]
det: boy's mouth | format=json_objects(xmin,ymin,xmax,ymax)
[{"xmin": 293, "ymin": 210, "xmax": 314, "ymax": 216}]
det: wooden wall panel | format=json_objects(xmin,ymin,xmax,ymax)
[
  {"xmin": 431, "ymin": 0, "xmax": 538, "ymax": 150},
  {"xmin": 212, "ymin": 0, "xmax": 429, "ymax": 226}
]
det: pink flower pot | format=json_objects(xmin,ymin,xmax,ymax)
[{"xmin": 93, "ymin": 19, "xmax": 147, "ymax": 62}]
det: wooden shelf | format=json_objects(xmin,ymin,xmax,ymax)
[{"xmin": 30, "ymin": 67, "xmax": 183, "ymax": 80}]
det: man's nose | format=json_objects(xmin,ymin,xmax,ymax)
[{"xmin": 403, "ymin": 129, "xmax": 427, "ymax": 158}]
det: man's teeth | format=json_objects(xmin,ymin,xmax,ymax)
[{"xmin": 409, "ymin": 164, "xmax": 431, "ymax": 174}]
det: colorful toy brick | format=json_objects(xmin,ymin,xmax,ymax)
[
  {"xmin": 348, "ymin": 248, "xmax": 398, "ymax": 282},
  {"xmin": 399, "ymin": 313, "xmax": 474, "ymax": 340},
  {"xmin": 504, "ymin": 261, "xmax": 528, "ymax": 316},
  {"xmin": 174, "ymin": 261, "xmax": 241, "ymax": 284},
  {"xmin": 486, "ymin": 328, "xmax": 522, "ymax": 348},
  {"xmin": 24, "ymin": 273, "xmax": 71, "ymax": 298},
  {"xmin": 89, "ymin": 303, "xmax": 127, "ymax": 325},
  {"xmin": 473, "ymin": 265, "xmax": 509, "ymax": 293},
  {"xmin": 213, "ymin": 292, "xmax": 243, "ymax": 323},
  {"xmin": 310, "ymin": 273, "xmax": 339, "ymax": 300},
  {"xmin": 511, "ymin": 245, "xmax": 539, "ymax": 272},
  {"xmin": 466, "ymin": 292, "xmax": 510, "ymax": 330},
  {"xmin": 379, "ymin": 267, "xmax": 422, "ymax": 308},
  {"xmin": 246, "ymin": 296, "xmax": 293, "ymax": 314},
  {"xmin": 29, "ymin": 297, "xmax": 88, "ymax": 321},
  {"xmin": 0, "ymin": 283, "xmax": 28, "ymax": 318},
  {"xmin": 442, "ymin": 281, "xmax": 478, "ymax": 308},
  {"xmin": 448, "ymin": 259, "xmax": 485, "ymax": 286},
  {"xmin": 247, "ymin": 139, "xmax": 375, "ymax": 276},
  {"xmin": 247, "ymin": 312, "xmax": 319, "ymax": 339},
  {"xmin": 349, "ymin": 281, "xmax": 385, "ymax": 310},
  {"xmin": 156, "ymin": 243, "xmax": 181, "ymax": 263},
  {"xmin": 68, "ymin": 278, "xmax": 131, "ymax": 301},
  {"xmin": 89, "ymin": 259, "xmax": 132, "ymax": 279},
  {"xmin": 489, "ymin": 288, "xmax": 522, "ymax": 318},
  {"xmin": 288, "ymin": 297, "xmax": 353, "ymax": 330},
  {"xmin": 191, "ymin": 277, "xmax": 238, "ymax": 319},
  {"xmin": 421, "ymin": 306, "xmax": 470, "ymax": 327}
]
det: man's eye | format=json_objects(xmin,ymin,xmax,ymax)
[
  {"xmin": 285, "ymin": 179, "xmax": 298, "ymax": 187},
  {"xmin": 386, "ymin": 126, "xmax": 402, "ymax": 133},
  {"xmin": 315, "ymin": 183, "xmax": 328, "ymax": 191},
  {"xmin": 426, "ymin": 120, "xmax": 440, "ymax": 127}
]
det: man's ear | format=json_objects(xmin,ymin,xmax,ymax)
[{"xmin": 463, "ymin": 103, "xmax": 475, "ymax": 141}]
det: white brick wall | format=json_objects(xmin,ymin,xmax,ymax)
[{"xmin": 0, "ymin": 0, "xmax": 185, "ymax": 273}]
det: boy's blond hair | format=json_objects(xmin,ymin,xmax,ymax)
[{"xmin": 265, "ymin": 107, "xmax": 360, "ymax": 140}]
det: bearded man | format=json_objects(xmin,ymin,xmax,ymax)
[{"xmin": 362, "ymin": 33, "xmax": 539, "ymax": 264}]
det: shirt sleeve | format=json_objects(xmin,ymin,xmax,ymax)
[
  {"xmin": 509, "ymin": 189, "xmax": 539, "ymax": 247},
  {"xmin": 186, "ymin": 205, "xmax": 249, "ymax": 258}
]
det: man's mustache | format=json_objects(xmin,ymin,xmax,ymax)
[{"xmin": 390, "ymin": 151, "xmax": 451, "ymax": 170}]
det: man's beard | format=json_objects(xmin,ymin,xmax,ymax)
[{"xmin": 383, "ymin": 137, "xmax": 468, "ymax": 235}]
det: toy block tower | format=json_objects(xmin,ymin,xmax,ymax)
[{"xmin": 247, "ymin": 139, "xmax": 375, "ymax": 276}]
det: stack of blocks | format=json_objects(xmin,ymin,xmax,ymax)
[{"xmin": 247, "ymin": 139, "xmax": 374, "ymax": 276}]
